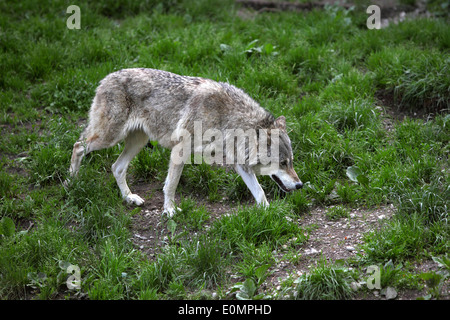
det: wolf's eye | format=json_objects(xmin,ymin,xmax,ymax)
[{"xmin": 280, "ymin": 159, "xmax": 288, "ymax": 166}]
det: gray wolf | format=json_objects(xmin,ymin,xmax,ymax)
[{"xmin": 68, "ymin": 68, "xmax": 303, "ymax": 216}]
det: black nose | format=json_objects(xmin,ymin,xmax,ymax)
[{"xmin": 295, "ymin": 182, "xmax": 303, "ymax": 190}]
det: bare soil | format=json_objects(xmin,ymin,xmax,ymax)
[{"xmin": 129, "ymin": 180, "xmax": 233, "ymax": 260}]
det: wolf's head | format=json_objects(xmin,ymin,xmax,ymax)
[{"xmin": 253, "ymin": 116, "xmax": 303, "ymax": 192}]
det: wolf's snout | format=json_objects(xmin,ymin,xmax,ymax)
[{"xmin": 295, "ymin": 182, "xmax": 303, "ymax": 190}]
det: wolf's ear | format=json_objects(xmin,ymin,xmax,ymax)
[{"xmin": 274, "ymin": 116, "xmax": 286, "ymax": 130}]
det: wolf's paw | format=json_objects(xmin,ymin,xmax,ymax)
[
  {"xmin": 125, "ymin": 194, "xmax": 145, "ymax": 206},
  {"xmin": 163, "ymin": 206, "xmax": 177, "ymax": 218}
]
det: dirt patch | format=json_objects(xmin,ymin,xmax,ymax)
[
  {"xmin": 376, "ymin": 89, "xmax": 445, "ymax": 123},
  {"xmin": 298, "ymin": 205, "xmax": 396, "ymax": 263},
  {"xmin": 129, "ymin": 180, "xmax": 236, "ymax": 260},
  {"xmin": 261, "ymin": 205, "xmax": 395, "ymax": 293}
]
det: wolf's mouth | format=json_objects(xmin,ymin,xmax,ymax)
[{"xmin": 271, "ymin": 175, "xmax": 290, "ymax": 193}]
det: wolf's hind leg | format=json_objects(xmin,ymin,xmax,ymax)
[{"xmin": 112, "ymin": 130, "xmax": 149, "ymax": 206}]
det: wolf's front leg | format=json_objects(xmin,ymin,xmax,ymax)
[
  {"xmin": 163, "ymin": 157, "xmax": 185, "ymax": 217},
  {"xmin": 235, "ymin": 164, "xmax": 269, "ymax": 207}
]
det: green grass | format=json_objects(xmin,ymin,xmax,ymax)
[
  {"xmin": 211, "ymin": 200, "xmax": 307, "ymax": 251},
  {"xmin": 134, "ymin": 233, "xmax": 231, "ymax": 296},
  {"xmin": 362, "ymin": 214, "xmax": 449, "ymax": 262},
  {"xmin": 325, "ymin": 205, "xmax": 350, "ymax": 220},
  {"xmin": 0, "ymin": 0, "xmax": 449, "ymax": 300},
  {"xmin": 367, "ymin": 46, "xmax": 449, "ymax": 112},
  {"xmin": 173, "ymin": 196, "xmax": 210, "ymax": 231},
  {"xmin": 293, "ymin": 260, "xmax": 355, "ymax": 300}
]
